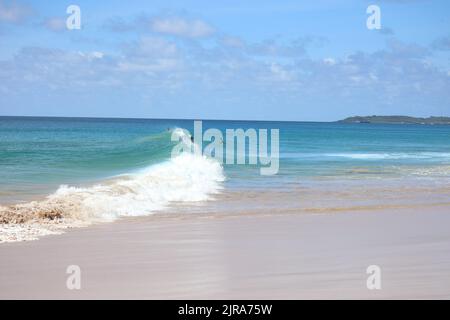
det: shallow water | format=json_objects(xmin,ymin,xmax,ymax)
[{"xmin": 1, "ymin": 117, "xmax": 450, "ymax": 241}]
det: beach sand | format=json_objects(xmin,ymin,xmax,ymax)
[{"xmin": 1, "ymin": 206, "xmax": 450, "ymax": 299}]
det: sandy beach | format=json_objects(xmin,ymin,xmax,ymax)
[
  {"xmin": 1, "ymin": 206, "xmax": 450, "ymax": 300},
  {"xmin": 1, "ymin": 0, "xmax": 449, "ymax": 303}
]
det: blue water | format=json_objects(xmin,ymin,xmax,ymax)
[{"xmin": 1, "ymin": 116, "xmax": 450, "ymax": 205}]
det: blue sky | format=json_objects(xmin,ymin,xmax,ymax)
[{"xmin": 0, "ymin": 0, "xmax": 449, "ymax": 121}]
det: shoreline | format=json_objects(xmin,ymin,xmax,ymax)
[
  {"xmin": 1, "ymin": 206, "xmax": 450, "ymax": 299},
  {"xmin": 2, "ymin": 182, "xmax": 450, "ymax": 243}
]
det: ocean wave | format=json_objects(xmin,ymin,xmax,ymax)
[
  {"xmin": 281, "ymin": 152, "xmax": 450, "ymax": 160},
  {"xmin": 0, "ymin": 130, "xmax": 225, "ymax": 242},
  {"xmin": 325, "ymin": 152, "xmax": 450, "ymax": 160}
]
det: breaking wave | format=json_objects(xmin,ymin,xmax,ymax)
[{"xmin": 0, "ymin": 129, "xmax": 225, "ymax": 242}]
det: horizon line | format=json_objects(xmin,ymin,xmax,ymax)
[
  {"xmin": 0, "ymin": 114, "xmax": 339, "ymax": 123},
  {"xmin": 1, "ymin": 114, "xmax": 449, "ymax": 123}
]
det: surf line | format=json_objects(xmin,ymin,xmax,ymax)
[{"xmin": 171, "ymin": 120, "xmax": 279, "ymax": 176}]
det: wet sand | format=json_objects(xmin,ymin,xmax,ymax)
[{"xmin": 1, "ymin": 206, "xmax": 450, "ymax": 299}]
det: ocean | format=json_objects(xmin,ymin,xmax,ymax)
[{"xmin": 1, "ymin": 116, "xmax": 450, "ymax": 241}]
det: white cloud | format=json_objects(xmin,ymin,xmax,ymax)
[
  {"xmin": 323, "ymin": 58, "xmax": 336, "ymax": 66},
  {"xmin": 78, "ymin": 51, "xmax": 105, "ymax": 61},
  {"xmin": 221, "ymin": 35, "xmax": 245, "ymax": 48},
  {"xmin": 432, "ymin": 35, "xmax": 450, "ymax": 51},
  {"xmin": 123, "ymin": 36, "xmax": 179, "ymax": 64},
  {"xmin": 118, "ymin": 59, "xmax": 179, "ymax": 73},
  {"xmin": 43, "ymin": 17, "xmax": 66, "ymax": 32},
  {"xmin": 118, "ymin": 37, "xmax": 181, "ymax": 74},
  {"xmin": 0, "ymin": 0, "xmax": 31, "ymax": 23},
  {"xmin": 151, "ymin": 17, "xmax": 214, "ymax": 38},
  {"xmin": 269, "ymin": 63, "xmax": 293, "ymax": 82},
  {"xmin": 90, "ymin": 51, "xmax": 104, "ymax": 59},
  {"xmin": 0, "ymin": 37, "xmax": 449, "ymax": 117}
]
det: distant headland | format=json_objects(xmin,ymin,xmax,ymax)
[{"xmin": 338, "ymin": 116, "xmax": 450, "ymax": 125}]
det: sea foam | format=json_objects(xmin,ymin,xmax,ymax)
[
  {"xmin": 0, "ymin": 138, "xmax": 225, "ymax": 242},
  {"xmin": 325, "ymin": 152, "xmax": 450, "ymax": 160}
]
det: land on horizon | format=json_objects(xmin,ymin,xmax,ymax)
[{"xmin": 339, "ymin": 115, "xmax": 450, "ymax": 125}]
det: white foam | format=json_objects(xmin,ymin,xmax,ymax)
[
  {"xmin": 48, "ymin": 152, "xmax": 225, "ymax": 222},
  {"xmin": 0, "ymin": 132, "xmax": 225, "ymax": 242},
  {"xmin": 325, "ymin": 152, "xmax": 450, "ymax": 160}
]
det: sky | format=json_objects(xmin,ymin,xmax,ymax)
[{"xmin": 0, "ymin": 0, "xmax": 449, "ymax": 121}]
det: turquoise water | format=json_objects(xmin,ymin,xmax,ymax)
[{"xmin": 1, "ymin": 116, "xmax": 450, "ymax": 206}]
